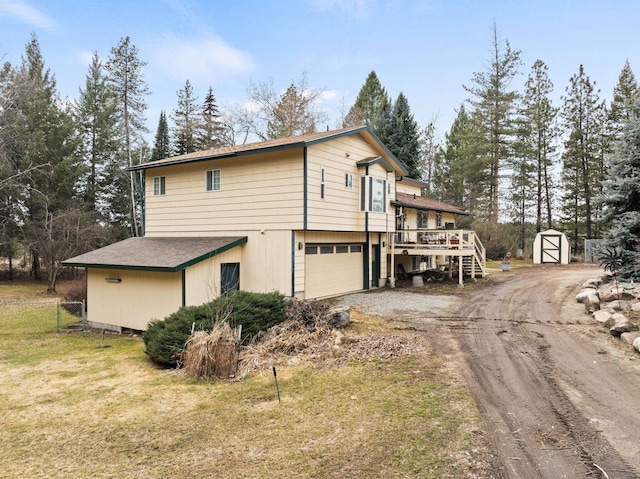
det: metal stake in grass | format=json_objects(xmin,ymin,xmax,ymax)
[{"xmin": 272, "ymin": 366, "xmax": 281, "ymax": 405}]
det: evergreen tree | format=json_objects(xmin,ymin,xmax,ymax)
[
  {"xmin": 464, "ymin": 23, "xmax": 522, "ymax": 223},
  {"xmin": 518, "ymin": 60, "xmax": 559, "ymax": 233},
  {"xmin": 76, "ymin": 52, "xmax": 119, "ymax": 213},
  {"xmin": 384, "ymin": 93, "xmax": 421, "ymax": 179},
  {"xmin": 151, "ymin": 110, "xmax": 171, "ymax": 160},
  {"xmin": 198, "ymin": 86, "xmax": 225, "ymax": 149},
  {"xmin": 343, "ymin": 70, "xmax": 392, "ymax": 130},
  {"xmin": 599, "ymin": 99, "xmax": 640, "ymax": 278},
  {"xmin": 609, "ymin": 60, "xmax": 639, "ymax": 140},
  {"xmin": 105, "ymin": 36, "xmax": 149, "ymax": 237},
  {"xmin": 172, "ymin": 79, "xmax": 201, "ymax": 154},
  {"xmin": 9, "ymin": 34, "xmax": 83, "ymax": 282},
  {"xmin": 433, "ymin": 106, "xmax": 486, "ymax": 214},
  {"xmin": 560, "ymin": 65, "xmax": 606, "ymax": 251}
]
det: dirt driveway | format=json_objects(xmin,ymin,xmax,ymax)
[{"xmin": 341, "ymin": 264, "xmax": 640, "ymax": 478}]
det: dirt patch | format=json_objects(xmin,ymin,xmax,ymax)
[{"xmin": 339, "ymin": 264, "xmax": 640, "ymax": 478}]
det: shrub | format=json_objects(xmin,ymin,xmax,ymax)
[{"xmin": 142, "ymin": 291, "xmax": 288, "ymax": 367}]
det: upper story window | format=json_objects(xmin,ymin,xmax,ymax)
[
  {"xmin": 206, "ymin": 169, "xmax": 221, "ymax": 191},
  {"xmin": 153, "ymin": 176, "xmax": 166, "ymax": 196},
  {"xmin": 320, "ymin": 167, "xmax": 326, "ymax": 199},
  {"xmin": 359, "ymin": 176, "xmax": 387, "ymax": 213},
  {"xmin": 345, "ymin": 173, "xmax": 353, "ymax": 189}
]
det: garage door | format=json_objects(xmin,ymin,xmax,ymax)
[{"xmin": 305, "ymin": 244, "xmax": 364, "ymax": 298}]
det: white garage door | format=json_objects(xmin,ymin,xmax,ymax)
[{"xmin": 305, "ymin": 244, "xmax": 364, "ymax": 298}]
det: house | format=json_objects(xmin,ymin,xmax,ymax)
[{"xmin": 64, "ymin": 126, "xmax": 485, "ymax": 331}]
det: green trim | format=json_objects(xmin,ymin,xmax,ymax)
[
  {"xmin": 303, "ymin": 146, "xmax": 308, "ymax": 230},
  {"xmin": 356, "ymin": 156, "xmax": 395, "ymax": 173},
  {"xmin": 128, "ymin": 126, "xmax": 409, "ymax": 176},
  {"xmin": 363, "ymin": 236, "xmax": 370, "ymax": 290},
  {"xmin": 65, "ymin": 237, "xmax": 248, "ymax": 273},
  {"xmin": 181, "ymin": 270, "xmax": 186, "ymax": 306},
  {"xmin": 291, "ymin": 231, "xmax": 296, "ymax": 297},
  {"xmin": 398, "ymin": 176, "xmax": 429, "ymax": 188}
]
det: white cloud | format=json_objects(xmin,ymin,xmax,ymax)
[
  {"xmin": 0, "ymin": 0, "xmax": 56, "ymax": 30},
  {"xmin": 152, "ymin": 34, "xmax": 255, "ymax": 83}
]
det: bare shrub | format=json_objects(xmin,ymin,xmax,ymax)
[{"xmin": 182, "ymin": 322, "xmax": 241, "ymax": 381}]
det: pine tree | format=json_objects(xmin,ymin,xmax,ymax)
[
  {"xmin": 433, "ymin": 106, "xmax": 486, "ymax": 214},
  {"xmin": 151, "ymin": 111, "xmax": 171, "ymax": 160},
  {"xmin": 599, "ymin": 99, "xmax": 640, "ymax": 278},
  {"xmin": 9, "ymin": 34, "xmax": 83, "ymax": 284},
  {"xmin": 76, "ymin": 52, "xmax": 119, "ymax": 213},
  {"xmin": 384, "ymin": 93, "xmax": 421, "ymax": 179},
  {"xmin": 518, "ymin": 60, "xmax": 559, "ymax": 233},
  {"xmin": 609, "ymin": 60, "xmax": 639, "ymax": 140},
  {"xmin": 198, "ymin": 86, "xmax": 225, "ymax": 149},
  {"xmin": 343, "ymin": 71, "xmax": 392, "ymax": 130},
  {"xmin": 265, "ymin": 82, "xmax": 321, "ymax": 139},
  {"xmin": 172, "ymin": 79, "xmax": 201, "ymax": 155},
  {"xmin": 464, "ymin": 23, "xmax": 522, "ymax": 223},
  {"xmin": 560, "ymin": 64, "xmax": 606, "ymax": 251},
  {"xmin": 105, "ymin": 36, "xmax": 149, "ymax": 237}
]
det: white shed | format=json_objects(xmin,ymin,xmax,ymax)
[{"xmin": 533, "ymin": 229, "xmax": 570, "ymax": 264}]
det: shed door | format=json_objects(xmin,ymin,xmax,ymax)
[
  {"xmin": 305, "ymin": 244, "xmax": 363, "ymax": 298},
  {"xmin": 540, "ymin": 234, "xmax": 562, "ymax": 263}
]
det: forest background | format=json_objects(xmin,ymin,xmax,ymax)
[{"xmin": 2, "ymin": 19, "xmax": 640, "ymax": 291}]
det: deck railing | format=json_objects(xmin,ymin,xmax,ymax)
[{"xmin": 388, "ymin": 229, "xmax": 478, "ymax": 252}]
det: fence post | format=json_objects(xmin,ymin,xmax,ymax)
[{"xmin": 82, "ymin": 299, "xmax": 87, "ymax": 331}]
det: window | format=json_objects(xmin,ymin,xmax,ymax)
[
  {"xmin": 359, "ymin": 176, "xmax": 387, "ymax": 213},
  {"xmin": 436, "ymin": 213, "xmax": 442, "ymax": 229},
  {"xmin": 350, "ymin": 245, "xmax": 362, "ymax": 253},
  {"xmin": 153, "ymin": 176, "xmax": 165, "ymax": 196},
  {"xmin": 320, "ymin": 245, "xmax": 334, "ymax": 254},
  {"xmin": 336, "ymin": 245, "xmax": 349, "ymax": 253},
  {"xmin": 345, "ymin": 173, "xmax": 353, "ymax": 189},
  {"xmin": 418, "ymin": 211, "xmax": 429, "ymax": 229},
  {"xmin": 206, "ymin": 169, "xmax": 221, "ymax": 191},
  {"xmin": 305, "ymin": 245, "xmax": 318, "ymax": 255},
  {"xmin": 320, "ymin": 168, "xmax": 326, "ymax": 199}
]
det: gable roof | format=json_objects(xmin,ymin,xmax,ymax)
[
  {"xmin": 392, "ymin": 192, "xmax": 469, "ymax": 216},
  {"xmin": 63, "ymin": 236, "xmax": 247, "ymax": 272},
  {"xmin": 129, "ymin": 126, "xmax": 409, "ymax": 175}
]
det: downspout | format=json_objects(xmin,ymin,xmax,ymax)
[{"xmin": 303, "ymin": 146, "xmax": 308, "ymax": 230}]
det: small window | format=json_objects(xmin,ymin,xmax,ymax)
[
  {"xmin": 320, "ymin": 245, "xmax": 334, "ymax": 254},
  {"xmin": 336, "ymin": 245, "xmax": 349, "ymax": 254},
  {"xmin": 153, "ymin": 176, "xmax": 165, "ymax": 196},
  {"xmin": 345, "ymin": 173, "xmax": 353, "ymax": 189},
  {"xmin": 206, "ymin": 169, "xmax": 221, "ymax": 191},
  {"xmin": 350, "ymin": 245, "xmax": 362, "ymax": 253},
  {"xmin": 320, "ymin": 167, "xmax": 326, "ymax": 199},
  {"xmin": 305, "ymin": 245, "xmax": 318, "ymax": 255}
]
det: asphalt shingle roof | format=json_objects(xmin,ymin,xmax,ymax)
[
  {"xmin": 63, "ymin": 236, "xmax": 247, "ymax": 272},
  {"xmin": 392, "ymin": 192, "xmax": 469, "ymax": 216}
]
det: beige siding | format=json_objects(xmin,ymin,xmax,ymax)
[
  {"xmin": 305, "ymin": 137, "xmax": 395, "ymax": 233},
  {"xmin": 184, "ymin": 248, "xmax": 243, "ymax": 305},
  {"xmin": 293, "ymin": 231, "xmax": 305, "ymax": 298},
  {"xmin": 87, "ymin": 268, "xmax": 182, "ymax": 330},
  {"xmin": 396, "ymin": 181, "xmax": 423, "ymax": 196},
  {"xmin": 145, "ymin": 150, "xmax": 304, "ymax": 236}
]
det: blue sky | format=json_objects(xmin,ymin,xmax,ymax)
[{"xmin": 2, "ymin": 0, "xmax": 640, "ymax": 142}]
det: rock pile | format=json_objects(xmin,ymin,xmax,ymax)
[{"xmin": 576, "ymin": 276, "xmax": 640, "ymax": 354}]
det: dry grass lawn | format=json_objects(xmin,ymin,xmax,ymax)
[{"xmin": 0, "ymin": 281, "xmax": 492, "ymax": 478}]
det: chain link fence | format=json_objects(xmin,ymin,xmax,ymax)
[{"xmin": 0, "ymin": 300, "xmax": 86, "ymax": 333}]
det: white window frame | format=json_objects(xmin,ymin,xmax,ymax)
[
  {"xmin": 153, "ymin": 176, "xmax": 166, "ymax": 196},
  {"xmin": 206, "ymin": 169, "xmax": 221, "ymax": 191},
  {"xmin": 320, "ymin": 167, "xmax": 326, "ymax": 199},
  {"xmin": 359, "ymin": 175, "xmax": 387, "ymax": 213},
  {"xmin": 345, "ymin": 173, "xmax": 353, "ymax": 189}
]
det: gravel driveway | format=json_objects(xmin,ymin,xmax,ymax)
[{"xmin": 337, "ymin": 289, "xmax": 460, "ymax": 319}]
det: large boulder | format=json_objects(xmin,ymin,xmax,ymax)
[
  {"xmin": 576, "ymin": 289, "xmax": 595, "ymax": 304},
  {"xmin": 601, "ymin": 288, "xmax": 636, "ymax": 303},
  {"xmin": 609, "ymin": 313, "xmax": 639, "ymax": 337},
  {"xmin": 585, "ymin": 292, "xmax": 600, "ymax": 313},
  {"xmin": 634, "ymin": 337, "xmax": 640, "ymax": 354},
  {"xmin": 593, "ymin": 310, "xmax": 614, "ymax": 328},
  {"xmin": 582, "ymin": 278, "xmax": 602, "ymax": 289},
  {"xmin": 621, "ymin": 331, "xmax": 640, "ymax": 345},
  {"xmin": 605, "ymin": 300, "xmax": 630, "ymax": 312},
  {"xmin": 328, "ymin": 306, "xmax": 350, "ymax": 328}
]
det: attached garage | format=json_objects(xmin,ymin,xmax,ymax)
[
  {"xmin": 533, "ymin": 229, "xmax": 570, "ymax": 264},
  {"xmin": 304, "ymin": 243, "xmax": 364, "ymax": 298}
]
